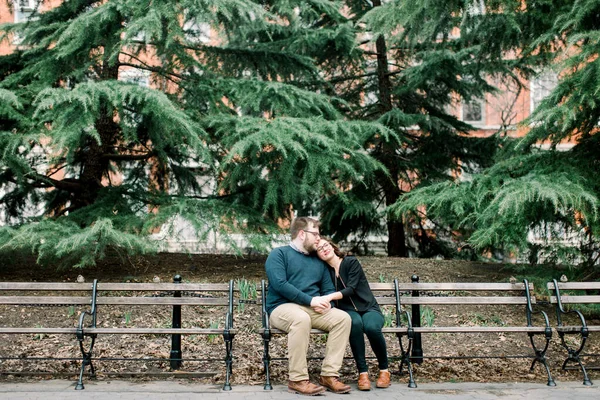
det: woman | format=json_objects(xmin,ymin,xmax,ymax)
[{"xmin": 316, "ymin": 239, "xmax": 390, "ymax": 391}]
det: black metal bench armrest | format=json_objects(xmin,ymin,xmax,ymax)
[
  {"xmin": 529, "ymin": 308, "xmax": 553, "ymax": 339},
  {"xmin": 550, "ymin": 279, "xmax": 588, "ymax": 331},
  {"xmin": 558, "ymin": 309, "xmax": 588, "ymax": 334},
  {"xmin": 224, "ymin": 280, "xmax": 235, "ymax": 331},
  {"xmin": 261, "ymin": 280, "xmax": 271, "ymax": 331},
  {"xmin": 393, "ymin": 279, "xmax": 413, "ymax": 338},
  {"xmin": 523, "ymin": 279, "xmax": 551, "ymax": 333},
  {"xmin": 76, "ymin": 279, "xmax": 98, "ymax": 341},
  {"xmin": 76, "ymin": 310, "xmax": 93, "ymax": 341}
]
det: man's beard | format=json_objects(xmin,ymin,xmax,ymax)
[{"xmin": 304, "ymin": 238, "xmax": 317, "ymax": 253}]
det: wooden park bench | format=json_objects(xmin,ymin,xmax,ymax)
[
  {"xmin": 259, "ymin": 278, "xmax": 555, "ymax": 389},
  {"xmin": 393, "ymin": 279, "xmax": 555, "ymax": 387},
  {"xmin": 548, "ymin": 279, "xmax": 600, "ymax": 385},
  {"xmin": 0, "ymin": 277, "xmax": 236, "ymax": 390}
]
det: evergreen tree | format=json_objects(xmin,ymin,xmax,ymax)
[
  {"xmin": 0, "ymin": 0, "xmax": 384, "ymax": 267},
  {"xmin": 395, "ymin": 0, "xmax": 600, "ymax": 268},
  {"xmin": 315, "ymin": 0, "xmax": 576, "ymax": 257}
]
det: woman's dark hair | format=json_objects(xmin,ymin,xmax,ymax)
[{"xmin": 321, "ymin": 237, "xmax": 346, "ymax": 259}]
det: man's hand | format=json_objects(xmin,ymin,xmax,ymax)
[
  {"xmin": 312, "ymin": 302, "xmax": 331, "ymax": 314},
  {"xmin": 310, "ymin": 296, "xmax": 332, "ymax": 314}
]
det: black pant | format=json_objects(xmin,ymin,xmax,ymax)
[{"xmin": 346, "ymin": 309, "xmax": 389, "ymax": 373}]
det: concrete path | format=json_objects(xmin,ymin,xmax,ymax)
[{"xmin": 0, "ymin": 380, "xmax": 598, "ymax": 400}]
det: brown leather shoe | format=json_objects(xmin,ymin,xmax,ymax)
[
  {"xmin": 288, "ymin": 380, "xmax": 326, "ymax": 396},
  {"xmin": 319, "ymin": 375, "xmax": 352, "ymax": 394},
  {"xmin": 376, "ymin": 370, "xmax": 391, "ymax": 388},
  {"xmin": 357, "ymin": 373, "xmax": 371, "ymax": 391}
]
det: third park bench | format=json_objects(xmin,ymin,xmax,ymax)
[{"xmin": 548, "ymin": 279, "xmax": 600, "ymax": 385}]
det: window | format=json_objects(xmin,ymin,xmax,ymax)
[
  {"xmin": 462, "ymin": 98, "xmax": 485, "ymax": 124},
  {"xmin": 16, "ymin": 0, "xmax": 36, "ymax": 11},
  {"xmin": 13, "ymin": 1, "xmax": 37, "ymax": 45},
  {"xmin": 467, "ymin": 0, "xmax": 485, "ymax": 16},
  {"xmin": 183, "ymin": 19, "xmax": 211, "ymax": 44},
  {"xmin": 119, "ymin": 69, "xmax": 150, "ymax": 87},
  {"xmin": 530, "ymin": 71, "xmax": 558, "ymax": 112}
]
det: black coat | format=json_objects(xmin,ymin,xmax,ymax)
[{"xmin": 328, "ymin": 256, "xmax": 380, "ymax": 313}]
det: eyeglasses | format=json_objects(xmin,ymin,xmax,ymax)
[
  {"xmin": 303, "ymin": 230, "xmax": 321, "ymax": 239},
  {"xmin": 316, "ymin": 242, "xmax": 331, "ymax": 252}
]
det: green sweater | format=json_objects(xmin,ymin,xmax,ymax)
[{"xmin": 265, "ymin": 245, "xmax": 335, "ymax": 314}]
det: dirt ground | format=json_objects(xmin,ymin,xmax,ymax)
[{"xmin": 0, "ymin": 253, "xmax": 598, "ymax": 387}]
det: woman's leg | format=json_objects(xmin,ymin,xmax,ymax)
[
  {"xmin": 346, "ymin": 310, "xmax": 369, "ymax": 373},
  {"xmin": 362, "ymin": 310, "xmax": 389, "ymax": 371}
]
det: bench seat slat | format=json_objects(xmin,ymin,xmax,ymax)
[
  {"xmin": 0, "ymin": 328, "xmax": 78, "ymax": 334},
  {"xmin": 555, "ymin": 326, "xmax": 600, "ymax": 333},
  {"xmin": 85, "ymin": 328, "xmax": 236, "ymax": 335},
  {"xmin": 262, "ymin": 326, "xmax": 546, "ymax": 335},
  {"xmin": 549, "ymin": 295, "xmax": 600, "ymax": 304},
  {"xmin": 0, "ymin": 328, "xmax": 237, "ymax": 335}
]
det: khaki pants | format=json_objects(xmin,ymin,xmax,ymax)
[{"xmin": 270, "ymin": 303, "xmax": 351, "ymax": 381}]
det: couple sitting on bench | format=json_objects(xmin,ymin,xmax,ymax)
[{"xmin": 265, "ymin": 217, "xmax": 390, "ymax": 395}]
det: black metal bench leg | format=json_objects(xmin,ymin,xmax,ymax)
[
  {"xmin": 262, "ymin": 333, "xmax": 272, "ymax": 390},
  {"xmin": 530, "ymin": 354, "xmax": 555, "ymax": 387},
  {"xmin": 404, "ymin": 355, "xmax": 417, "ymax": 388},
  {"xmin": 528, "ymin": 334, "xmax": 555, "ymax": 387},
  {"xmin": 559, "ymin": 332, "xmax": 593, "ymax": 386},
  {"xmin": 223, "ymin": 334, "xmax": 233, "ymax": 391},
  {"xmin": 75, "ymin": 336, "xmax": 96, "ymax": 390},
  {"xmin": 562, "ymin": 353, "xmax": 593, "ymax": 386},
  {"xmin": 397, "ymin": 333, "xmax": 417, "ymax": 388},
  {"xmin": 75, "ymin": 350, "xmax": 95, "ymax": 390}
]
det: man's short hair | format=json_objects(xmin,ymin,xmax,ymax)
[{"xmin": 290, "ymin": 217, "xmax": 320, "ymax": 239}]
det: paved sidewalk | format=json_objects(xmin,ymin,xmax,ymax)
[{"xmin": 0, "ymin": 380, "xmax": 598, "ymax": 399}]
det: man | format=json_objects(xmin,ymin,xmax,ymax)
[{"xmin": 265, "ymin": 217, "xmax": 352, "ymax": 395}]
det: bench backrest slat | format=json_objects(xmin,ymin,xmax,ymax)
[
  {"xmin": 0, "ymin": 282, "xmax": 231, "ymax": 292},
  {"xmin": 366, "ymin": 283, "xmax": 396, "ymax": 291},
  {"xmin": 395, "ymin": 282, "xmax": 531, "ymax": 291},
  {"xmin": 0, "ymin": 296, "xmax": 230, "ymax": 306},
  {"xmin": 97, "ymin": 283, "xmax": 230, "ymax": 291},
  {"xmin": 95, "ymin": 297, "xmax": 230, "ymax": 306},
  {"xmin": 397, "ymin": 296, "xmax": 532, "ymax": 305},
  {"xmin": 549, "ymin": 295, "xmax": 600, "ymax": 304},
  {"xmin": 547, "ymin": 282, "xmax": 600, "ymax": 290},
  {"xmin": 0, "ymin": 296, "xmax": 91, "ymax": 305},
  {"xmin": 0, "ymin": 283, "xmax": 93, "ymax": 291}
]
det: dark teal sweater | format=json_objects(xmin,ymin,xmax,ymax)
[{"xmin": 265, "ymin": 245, "xmax": 335, "ymax": 314}]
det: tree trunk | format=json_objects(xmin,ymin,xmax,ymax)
[
  {"xmin": 71, "ymin": 59, "xmax": 120, "ymax": 212},
  {"xmin": 372, "ymin": 0, "xmax": 408, "ymax": 257}
]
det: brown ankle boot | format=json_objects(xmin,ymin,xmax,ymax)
[
  {"xmin": 288, "ymin": 380, "xmax": 326, "ymax": 396},
  {"xmin": 357, "ymin": 373, "xmax": 371, "ymax": 391},
  {"xmin": 376, "ymin": 370, "xmax": 391, "ymax": 388},
  {"xmin": 319, "ymin": 375, "xmax": 351, "ymax": 394}
]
